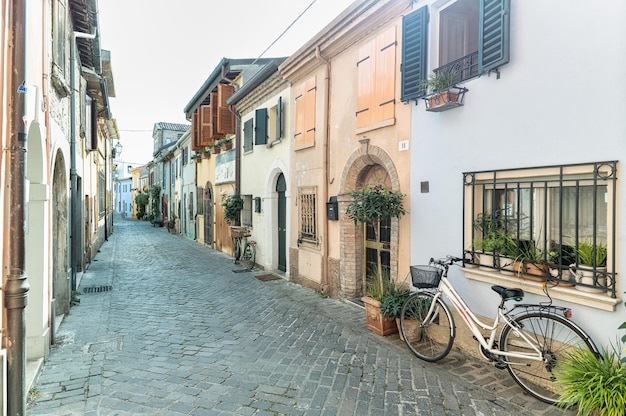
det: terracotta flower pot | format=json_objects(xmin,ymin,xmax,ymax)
[{"xmin": 361, "ymin": 296, "xmax": 397, "ymax": 336}]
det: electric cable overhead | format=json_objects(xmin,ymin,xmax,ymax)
[{"xmin": 250, "ymin": 0, "xmax": 317, "ymax": 68}]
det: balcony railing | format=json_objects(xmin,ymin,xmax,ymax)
[{"xmin": 434, "ymin": 51, "xmax": 479, "ymax": 84}]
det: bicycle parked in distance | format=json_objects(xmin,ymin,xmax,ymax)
[
  {"xmin": 230, "ymin": 226, "xmax": 256, "ymax": 270},
  {"xmin": 399, "ymin": 255, "xmax": 599, "ymax": 405}
]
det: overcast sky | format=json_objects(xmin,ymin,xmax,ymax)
[{"xmin": 98, "ymin": 0, "xmax": 355, "ymax": 165}]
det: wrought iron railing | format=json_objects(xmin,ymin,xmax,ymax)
[
  {"xmin": 434, "ymin": 51, "xmax": 479, "ymax": 83},
  {"xmin": 463, "ymin": 161, "xmax": 618, "ymax": 298}
]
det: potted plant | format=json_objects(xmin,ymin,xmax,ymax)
[
  {"xmin": 346, "ymin": 183, "xmax": 406, "ymax": 336},
  {"xmin": 497, "ymin": 234, "xmax": 519, "ymax": 275},
  {"xmin": 361, "ymin": 267, "xmax": 398, "ymax": 336},
  {"xmin": 471, "ymin": 211, "xmax": 506, "ymax": 269},
  {"xmin": 219, "ymin": 137, "xmax": 234, "ymax": 151},
  {"xmin": 513, "ymin": 239, "xmax": 549, "ymax": 281},
  {"xmin": 379, "ymin": 277, "xmax": 412, "ymax": 339},
  {"xmin": 555, "ymin": 342, "xmax": 626, "ymax": 415},
  {"xmin": 221, "ymin": 192, "xmax": 244, "ymax": 225},
  {"xmin": 210, "ymin": 142, "xmax": 221, "ymax": 154},
  {"xmin": 569, "ymin": 239, "xmax": 608, "ymax": 293},
  {"xmin": 419, "ymin": 68, "xmax": 467, "ymax": 111}
]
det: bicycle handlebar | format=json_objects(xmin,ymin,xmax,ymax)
[{"xmin": 430, "ymin": 255, "xmax": 464, "ymax": 267}]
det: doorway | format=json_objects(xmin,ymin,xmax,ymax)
[{"xmin": 276, "ymin": 173, "xmax": 287, "ymax": 272}]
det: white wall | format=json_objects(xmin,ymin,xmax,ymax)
[{"xmin": 410, "ymin": 0, "xmax": 626, "ymax": 348}]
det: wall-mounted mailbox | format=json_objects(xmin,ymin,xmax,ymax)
[
  {"xmin": 254, "ymin": 197, "xmax": 262, "ymax": 213},
  {"xmin": 326, "ymin": 196, "xmax": 338, "ymax": 221}
]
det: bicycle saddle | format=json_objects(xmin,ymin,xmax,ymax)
[{"xmin": 491, "ymin": 285, "xmax": 524, "ymax": 301}]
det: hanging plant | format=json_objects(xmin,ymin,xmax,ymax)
[{"xmin": 221, "ymin": 193, "xmax": 244, "ymax": 225}]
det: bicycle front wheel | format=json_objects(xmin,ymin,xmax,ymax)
[
  {"xmin": 400, "ymin": 291, "xmax": 455, "ymax": 362},
  {"xmin": 499, "ymin": 312, "xmax": 598, "ymax": 405},
  {"xmin": 240, "ymin": 242, "xmax": 256, "ymax": 270}
]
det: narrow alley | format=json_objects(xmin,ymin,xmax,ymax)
[{"xmin": 27, "ymin": 216, "xmax": 567, "ymax": 415}]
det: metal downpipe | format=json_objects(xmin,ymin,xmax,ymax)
[{"xmin": 6, "ymin": 0, "xmax": 30, "ymax": 414}]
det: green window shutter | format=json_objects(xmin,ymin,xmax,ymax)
[
  {"xmin": 276, "ymin": 97, "xmax": 282, "ymax": 140},
  {"xmin": 479, "ymin": 0, "xmax": 510, "ymax": 73},
  {"xmin": 400, "ymin": 6, "xmax": 428, "ymax": 102},
  {"xmin": 255, "ymin": 108, "xmax": 268, "ymax": 145},
  {"xmin": 243, "ymin": 118, "xmax": 253, "ymax": 153}
]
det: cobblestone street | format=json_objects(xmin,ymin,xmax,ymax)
[{"xmin": 27, "ymin": 215, "xmax": 569, "ymax": 415}]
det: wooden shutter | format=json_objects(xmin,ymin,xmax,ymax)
[
  {"xmin": 191, "ymin": 111, "xmax": 201, "ymax": 151},
  {"xmin": 243, "ymin": 118, "xmax": 253, "ymax": 153},
  {"xmin": 356, "ymin": 41, "xmax": 373, "ymax": 128},
  {"xmin": 276, "ymin": 96, "xmax": 282, "ymax": 140},
  {"xmin": 294, "ymin": 83, "xmax": 305, "ymax": 146},
  {"xmin": 303, "ymin": 76, "xmax": 316, "ymax": 145},
  {"xmin": 479, "ymin": 0, "xmax": 510, "ymax": 73},
  {"xmin": 199, "ymin": 104, "xmax": 212, "ymax": 146},
  {"xmin": 375, "ymin": 26, "xmax": 396, "ymax": 123},
  {"xmin": 255, "ymin": 108, "xmax": 268, "ymax": 145},
  {"xmin": 217, "ymin": 83, "xmax": 235, "ymax": 135},
  {"xmin": 401, "ymin": 6, "xmax": 428, "ymax": 102},
  {"xmin": 89, "ymin": 99, "xmax": 98, "ymax": 151}
]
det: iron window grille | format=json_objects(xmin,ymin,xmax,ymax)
[
  {"xmin": 298, "ymin": 187, "xmax": 318, "ymax": 243},
  {"xmin": 463, "ymin": 161, "xmax": 618, "ymax": 298}
]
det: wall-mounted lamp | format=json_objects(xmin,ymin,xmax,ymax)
[{"xmin": 114, "ymin": 140, "xmax": 123, "ymax": 159}]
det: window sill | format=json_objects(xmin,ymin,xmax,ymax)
[
  {"xmin": 462, "ymin": 267, "xmax": 622, "ymax": 312},
  {"xmin": 356, "ymin": 117, "xmax": 395, "ymax": 135}
]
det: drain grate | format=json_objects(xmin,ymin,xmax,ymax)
[
  {"xmin": 86, "ymin": 339, "xmax": 123, "ymax": 354},
  {"xmin": 81, "ymin": 285, "xmax": 113, "ymax": 294}
]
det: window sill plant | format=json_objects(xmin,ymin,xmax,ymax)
[
  {"xmin": 569, "ymin": 239, "xmax": 608, "ymax": 293},
  {"xmin": 420, "ymin": 68, "xmax": 468, "ymax": 112}
]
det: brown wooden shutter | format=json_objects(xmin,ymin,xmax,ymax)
[
  {"xmin": 303, "ymin": 76, "xmax": 316, "ymax": 145},
  {"xmin": 200, "ymin": 104, "xmax": 213, "ymax": 146},
  {"xmin": 217, "ymin": 84, "xmax": 235, "ymax": 135},
  {"xmin": 376, "ymin": 26, "xmax": 396, "ymax": 123},
  {"xmin": 191, "ymin": 111, "xmax": 201, "ymax": 151},
  {"xmin": 294, "ymin": 83, "xmax": 305, "ymax": 147},
  {"xmin": 356, "ymin": 41, "xmax": 373, "ymax": 128}
]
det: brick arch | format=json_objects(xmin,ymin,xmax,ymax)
[{"xmin": 337, "ymin": 143, "xmax": 402, "ymax": 298}]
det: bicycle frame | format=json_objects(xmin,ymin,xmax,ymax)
[{"xmin": 426, "ymin": 274, "xmax": 544, "ymax": 363}]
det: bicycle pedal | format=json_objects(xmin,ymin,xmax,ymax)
[{"xmin": 494, "ymin": 361, "xmax": 508, "ymax": 370}]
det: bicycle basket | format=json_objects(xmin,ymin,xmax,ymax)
[{"xmin": 410, "ymin": 265, "xmax": 443, "ymax": 288}]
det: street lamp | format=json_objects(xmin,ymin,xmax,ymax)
[{"xmin": 114, "ymin": 140, "xmax": 123, "ymax": 159}]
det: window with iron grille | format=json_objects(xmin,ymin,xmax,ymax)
[
  {"xmin": 241, "ymin": 194, "xmax": 253, "ymax": 228},
  {"xmin": 298, "ymin": 187, "xmax": 317, "ymax": 243},
  {"xmin": 464, "ymin": 161, "xmax": 618, "ymax": 298}
]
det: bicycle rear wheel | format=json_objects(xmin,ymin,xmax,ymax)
[
  {"xmin": 499, "ymin": 312, "xmax": 598, "ymax": 405},
  {"xmin": 240, "ymin": 242, "xmax": 256, "ymax": 270},
  {"xmin": 232, "ymin": 238, "xmax": 241, "ymax": 263},
  {"xmin": 400, "ymin": 291, "xmax": 455, "ymax": 362}
]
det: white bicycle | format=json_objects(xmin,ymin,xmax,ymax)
[{"xmin": 399, "ymin": 256, "xmax": 599, "ymax": 405}]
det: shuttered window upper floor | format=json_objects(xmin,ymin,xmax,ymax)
[
  {"xmin": 191, "ymin": 83, "xmax": 235, "ymax": 151},
  {"xmin": 356, "ymin": 26, "xmax": 397, "ymax": 132},
  {"xmin": 294, "ymin": 76, "xmax": 316, "ymax": 150},
  {"xmin": 401, "ymin": 0, "xmax": 510, "ymax": 103}
]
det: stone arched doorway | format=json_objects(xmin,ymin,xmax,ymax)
[
  {"xmin": 338, "ymin": 144, "xmax": 402, "ymax": 298},
  {"xmin": 51, "ymin": 152, "xmax": 69, "ymax": 316}
]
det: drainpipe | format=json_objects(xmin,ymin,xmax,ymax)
[
  {"xmin": 229, "ymin": 104, "xmax": 241, "ymax": 195},
  {"xmin": 6, "ymin": 0, "xmax": 30, "ymax": 414},
  {"xmin": 315, "ymin": 46, "xmax": 331, "ymax": 296}
]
